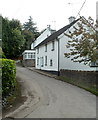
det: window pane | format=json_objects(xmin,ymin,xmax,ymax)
[
  {"xmin": 37, "ymin": 57, "xmax": 39, "ymax": 65},
  {"xmin": 45, "ymin": 44, "xmax": 47, "ymax": 52},
  {"xmin": 50, "ymin": 59, "xmax": 53, "ymax": 66},
  {"xmin": 52, "ymin": 41, "xmax": 55, "ymax": 51},
  {"xmin": 45, "ymin": 56, "xmax": 47, "ymax": 66}
]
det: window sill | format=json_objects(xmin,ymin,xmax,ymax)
[{"xmin": 51, "ymin": 49, "xmax": 54, "ymax": 51}]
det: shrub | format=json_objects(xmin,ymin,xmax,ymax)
[
  {"xmin": 0, "ymin": 47, "xmax": 6, "ymax": 58},
  {"xmin": 1, "ymin": 59, "xmax": 16, "ymax": 98}
]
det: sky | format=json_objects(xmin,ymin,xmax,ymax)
[{"xmin": 0, "ymin": 0, "xmax": 97, "ymax": 31}]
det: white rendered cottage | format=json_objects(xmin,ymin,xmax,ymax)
[{"xmin": 31, "ymin": 16, "xmax": 96, "ymax": 74}]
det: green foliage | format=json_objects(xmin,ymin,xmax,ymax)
[
  {"xmin": 1, "ymin": 59, "xmax": 16, "ymax": 97},
  {"xmin": 58, "ymin": 76, "xmax": 98, "ymax": 96},
  {"xmin": 23, "ymin": 16, "xmax": 38, "ymax": 33},
  {"xmin": 0, "ymin": 47, "xmax": 6, "ymax": 58},
  {"xmin": 9, "ymin": 19, "xmax": 22, "ymax": 31},
  {"xmin": 0, "ymin": 15, "xmax": 2, "ymax": 41},
  {"xmin": 64, "ymin": 16, "xmax": 98, "ymax": 65},
  {"xmin": 2, "ymin": 16, "xmax": 40, "ymax": 58},
  {"xmin": 22, "ymin": 30, "xmax": 34, "ymax": 49},
  {"xmin": 2, "ymin": 17, "xmax": 25, "ymax": 58},
  {"xmin": 23, "ymin": 16, "xmax": 40, "ymax": 49}
]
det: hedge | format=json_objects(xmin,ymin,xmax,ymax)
[{"xmin": 1, "ymin": 59, "xmax": 16, "ymax": 98}]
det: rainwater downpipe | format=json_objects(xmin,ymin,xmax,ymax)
[{"xmin": 57, "ymin": 37, "xmax": 60, "ymax": 76}]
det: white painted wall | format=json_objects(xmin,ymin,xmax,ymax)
[
  {"xmin": 96, "ymin": 1, "xmax": 98, "ymax": 20},
  {"xmin": 59, "ymin": 23, "xmax": 96, "ymax": 71},
  {"xmin": 31, "ymin": 27, "xmax": 53, "ymax": 49},
  {"xmin": 34, "ymin": 17, "xmax": 97, "ymax": 72},
  {"xmin": 36, "ymin": 40, "xmax": 58, "ymax": 71}
]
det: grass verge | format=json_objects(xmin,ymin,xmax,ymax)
[{"xmin": 57, "ymin": 76, "xmax": 98, "ymax": 96}]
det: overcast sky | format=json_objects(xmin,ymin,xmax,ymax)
[{"xmin": 0, "ymin": 0, "xmax": 97, "ymax": 31}]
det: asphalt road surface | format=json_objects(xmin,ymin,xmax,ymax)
[{"xmin": 8, "ymin": 66, "xmax": 96, "ymax": 118}]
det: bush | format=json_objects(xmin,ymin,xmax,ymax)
[
  {"xmin": 1, "ymin": 59, "xmax": 16, "ymax": 98},
  {"xmin": 0, "ymin": 47, "xmax": 6, "ymax": 58}
]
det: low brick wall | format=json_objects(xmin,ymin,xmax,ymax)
[
  {"xmin": 60, "ymin": 69, "xmax": 97, "ymax": 90},
  {"xmin": 22, "ymin": 59, "xmax": 35, "ymax": 67}
]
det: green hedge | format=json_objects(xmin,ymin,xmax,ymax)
[{"xmin": 1, "ymin": 59, "xmax": 16, "ymax": 97}]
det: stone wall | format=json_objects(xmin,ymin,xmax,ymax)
[
  {"xmin": 60, "ymin": 69, "xmax": 97, "ymax": 90},
  {"xmin": 22, "ymin": 59, "xmax": 35, "ymax": 67}
]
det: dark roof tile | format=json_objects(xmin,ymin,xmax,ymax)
[{"xmin": 35, "ymin": 19, "xmax": 79, "ymax": 48}]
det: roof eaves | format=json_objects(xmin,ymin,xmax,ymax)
[{"xmin": 35, "ymin": 18, "xmax": 80, "ymax": 48}]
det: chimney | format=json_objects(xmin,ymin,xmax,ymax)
[
  {"xmin": 68, "ymin": 16, "xmax": 76, "ymax": 24},
  {"xmin": 47, "ymin": 25, "xmax": 51, "ymax": 30}
]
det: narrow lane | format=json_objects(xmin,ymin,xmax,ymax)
[{"xmin": 16, "ymin": 66, "xmax": 96, "ymax": 118}]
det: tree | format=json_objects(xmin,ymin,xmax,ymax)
[
  {"xmin": 23, "ymin": 16, "xmax": 40, "ymax": 49},
  {"xmin": 23, "ymin": 16, "xmax": 37, "ymax": 33},
  {"xmin": 64, "ymin": 16, "xmax": 98, "ymax": 65},
  {"xmin": 9, "ymin": 19, "xmax": 22, "ymax": 31},
  {"xmin": 22, "ymin": 30, "xmax": 34, "ymax": 49},
  {"xmin": 2, "ymin": 17, "xmax": 25, "ymax": 58},
  {"xmin": 0, "ymin": 47, "xmax": 6, "ymax": 58},
  {"xmin": 0, "ymin": 15, "xmax": 2, "ymax": 47}
]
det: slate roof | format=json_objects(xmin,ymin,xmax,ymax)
[{"xmin": 35, "ymin": 19, "xmax": 79, "ymax": 48}]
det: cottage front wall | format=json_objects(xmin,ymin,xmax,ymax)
[
  {"xmin": 33, "ymin": 28, "xmax": 52, "ymax": 49},
  {"xmin": 59, "ymin": 24, "xmax": 96, "ymax": 71},
  {"xmin": 35, "ymin": 40, "xmax": 58, "ymax": 71}
]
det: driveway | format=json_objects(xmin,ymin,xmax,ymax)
[{"xmin": 6, "ymin": 66, "xmax": 96, "ymax": 118}]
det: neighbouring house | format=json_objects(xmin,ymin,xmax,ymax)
[
  {"xmin": 96, "ymin": 1, "xmax": 98, "ymax": 21},
  {"xmin": 31, "ymin": 16, "xmax": 96, "ymax": 74},
  {"xmin": 22, "ymin": 50, "xmax": 35, "ymax": 67}
]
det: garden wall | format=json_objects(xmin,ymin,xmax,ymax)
[
  {"xmin": 22, "ymin": 59, "xmax": 35, "ymax": 67},
  {"xmin": 60, "ymin": 69, "xmax": 98, "ymax": 95}
]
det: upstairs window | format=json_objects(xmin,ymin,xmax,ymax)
[
  {"xmin": 37, "ymin": 48, "xmax": 39, "ymax": 54},
  {"xmin": 45, "ymin": 44, "xmax": 47, "ymax": 52},
  {"xmin": 51, "ymin": 41, "xmax": 55, "ymax": 51}
]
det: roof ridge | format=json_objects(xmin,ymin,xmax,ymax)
[{"xmin": 35, "ymin": 18, "xmax": 80, "ymax": 48}]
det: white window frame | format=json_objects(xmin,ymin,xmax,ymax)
[
  {"xmin": 25, "ymin": 53, "xmax": 27, "ymax": 59},
  {"xmin": 51, "ymin": 41, "xmax": 55, "ymax": 51},
  {"xmin": 40, "ymin": 57, "xmax": 44, "ymax": 67},
  {"xmin": 37, "ymin": 57, "xmax": 39, "ymax": 65},
  {"xmin": 45, "ymin": 56, "xmax": 47, "ymax": 66},
  {"xmin": 37, "ymin": 48, "xmax": 39, "ymax": 54},
  {"xmin": 50, "ymin": 59, "xmax": 53, "ymax": 66},
  {"xmin": 45, "ymin": 44, "xmax": 47, "ymax": 52}
]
